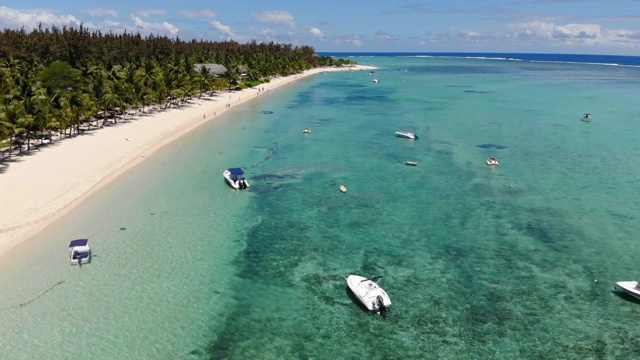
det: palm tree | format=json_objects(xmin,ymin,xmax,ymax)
[
  {"xmin": 60, "ymin": 91, "xmax": 90, "ymax": 136},
  {"xmin": 195, "ymin": 65, "xmax": 212, "ymax": 98},
  {"xmin": 0, "ymin": 101, "xmax": 22, "ymax": 155},
  {"xmin": 150, "ymin": 70, "xmax": 169, "ymax": 109},
  {"xmin": 33, "ymin": 86, "xmax": 60, "ymax": 144},
  {"xmin": 104, "ymin": 64, "xmax": 127, "ymax": 123},
  {"xmin": 133, "ymin": 65, "xmax": 156, "ymax": 114},
  {"xmin": 86, "ymin": 65, "xmax": 112, "ymax": 127}
]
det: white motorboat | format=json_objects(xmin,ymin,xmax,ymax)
[
  {"xmin": 223, "ymin": 168, "xmax": 250, "ymax": 189},
  {"xmin": 487, "ymin": 157, "xmax": 499, "ymax": 166},
  {"xmin": 404, "ymin": 161, "xmax": 418, "ymax": 166},
  {"xmin": 372, "ymin": 78, "xmax": 379, "ymax": 83},
  {"xmin": 617, "ymin": 281, "xmax": 640, "ymax": 300},
  {"xmin": 395, "ymin": 131, "xmax": 419, "ymax": 140},
  {"xmin": 69, "ymin": 239, "xmax": 91, "ymax": 265},
  {"xmin": 580, "ymin": 113, "xmax": 592, "ymax": 122},
  {"xmin": 339, "ymin": 185, "xmax": 347, "ymax": 193},
  {"xmin": 345, "ymin": 275, "xmax": 391, "ymax": 314},
  {"xmin": 303, "ymin": 127, "xmax": 312, "ymax": 134}
]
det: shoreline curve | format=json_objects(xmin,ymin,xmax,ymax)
[{"xmin": 0, "ymin": 65, "xmax": 375, "ymax": 259}]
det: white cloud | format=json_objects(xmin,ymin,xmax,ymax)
[
  {"xmin": 0, "ymin": 6, "xmax": 184, "ymax": 38},
  {"xmin": 375, "ymin": 31, "xmax": 392, "ymax": 41},
  {"xmin": 162, "ymin": 21, "xmax": 179, "ymax": 35},
  {"xmin": 130, "ymin": 15, "xmax": 179, "ymax": 36},
  {"xmin": 134, "ymin": 9, "xmax": 166, "ymax": 19},
  {"xmin": 260, "ymin": 28, "xmax": 278, "ymax": 41},
  {"xmin": 457, "ymin": 29, "xmax": 481, "ymax": 38},
  {"xmin": 80, "ymin": 8, "xmax": 118, "ymax": 17},
  {"xmin": 506, "ymin": 21, "xmax": 601, "ymax": 45},
  {"xmin": 452, "ymin": 29, "xmax": 494, "ymax": 43},
  {"xmin": 210, "ymin": 20, "xmax": 232, "ymax": 36},
  {"xmin": 179, "ymin": 10, "xmax": 217, "ymax": 19},
  {"xmin": 310, "ymin": 27, "xmax": 324, "ymax": 38},
  {"xmin": 252, "ymin": 11, "xmax": 296, "ymax": 29},
  {"xmin": 613, "ymin": 30, "xmax": 640, "ymax": 41},
  {"xmin": 500, "ymin": 21, "xmax": 640, "ymax": 50},
  {"xmin": 102, "ymin": 20, "xmax": 122, "ymax": 28},
  {"xmin": 0, "ymin": 6, "xmax": 81, "ymax": 30},
  {"xmin": 345, "ymin": 35, "xmax": 363, "ymax": 46},
  {"xmin": 210, "ymin": 19, "xmax": 237, "ymax": 40},
  {"xmin": 600, "ymin": 28, "xmax": 640, "ymax": 49}
]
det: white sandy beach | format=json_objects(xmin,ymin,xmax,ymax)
[{"xmin": 0, "ymin": 65, "xmax": 374, "ymax": 258}]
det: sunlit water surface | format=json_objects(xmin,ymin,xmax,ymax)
[{"xmin": 1, "ymin": 56, "xmax": 640, "ymax": 359}]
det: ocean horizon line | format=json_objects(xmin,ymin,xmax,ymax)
[{"xmin": 320, "ymin": 51, "xmax": 640, "ymax": 67}]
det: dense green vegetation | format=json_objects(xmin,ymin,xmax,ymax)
[{"xmin": 0, "ymin": 25, "xmax": 355, "ymax": 154}]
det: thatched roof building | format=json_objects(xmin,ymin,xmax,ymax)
[{"xmin": 194, "ymin": 64, "xmax": 228, "ymax": 75}]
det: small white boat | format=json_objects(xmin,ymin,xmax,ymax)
[
  {"xmin": 487, "ymin": 157, "xmax": 499, "ymax": 166},
  {"xmin": 223, "ymin": 168, "xmax": 250, "ymax": 190},
  {"xmin": 395, "ymin": 131, "xmax": 419, "ymax": 140},
  {"xmin": 580, "ymin": 113, "xmax": 592, "ymax": 122},
  {"xmin": 346, "ymin": 275, "xmax": 391, "ymax": 314},
  {"xmin": 339, "ymin": 185, "xmax": 347, "ymax": 193},
  {"xmin": 617, "ymin": 281, "xmax": 640, "ymax": 300},
  {"xmin": 404, "ymin": 161, "xmax": 418, "ymax": 166},
  {"xmin": 69, "ymin": 239, "xmax": 91, "ymax": 265},
  {"xmin": 372, "ymin": 78, "xmax": 379, "ymax": 83},
  {"xmin": 303, "ymin": 128, "xmax": 311, "ymax": 134}
]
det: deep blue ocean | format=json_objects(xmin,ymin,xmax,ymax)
[{"xmin": 1, "ymin": 53, "xmax": 640, "ymax": 359}]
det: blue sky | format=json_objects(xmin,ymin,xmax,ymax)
[{"xmin": 1, "ymin": 1, "xmax": 639, "ymax": 55}]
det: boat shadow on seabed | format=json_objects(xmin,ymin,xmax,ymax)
[{"xmin": 612, "ymin": 288, "xmax": 640, "ymax": 305}]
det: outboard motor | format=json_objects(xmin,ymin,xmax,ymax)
[{"xmin": 376, "ymin": 295, "xmax": 387, "ymax": 313}]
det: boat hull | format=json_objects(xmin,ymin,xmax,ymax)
[
  {"xmin": 70, "ymin": 256, "xmax": 90, "ymax": 265},
  {"xmin": 395, "ymin": 131, "xmax": 418, "ymax": 140},
  {"xmin": 617, "ymin": 281, "xmax": 640, "ymax": 300},
  {"xmin": 346, "ymin": 275, "xmax": 392, "ymax": 313}
]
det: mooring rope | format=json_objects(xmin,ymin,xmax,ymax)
[{"xmin": 0, "ymin": 280, "xmax": 65, "ymax": 313}]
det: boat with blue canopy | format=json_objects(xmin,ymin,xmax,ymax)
[
  {"xmin": 223, "ymin": 168, "xmax": 250, "ymax": 189},
  {"xmin": 69, "ymin": 239, "xmax": 91, "ymax": 265}
]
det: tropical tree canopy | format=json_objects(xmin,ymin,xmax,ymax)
[{"xmin": 0, "ymin": 26, "xmax": 356, "ymax": 152}]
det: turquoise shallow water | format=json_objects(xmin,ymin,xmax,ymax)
[{"xmin": 2, "ymin": 56, "xmax": 640, "ymax": 359}]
